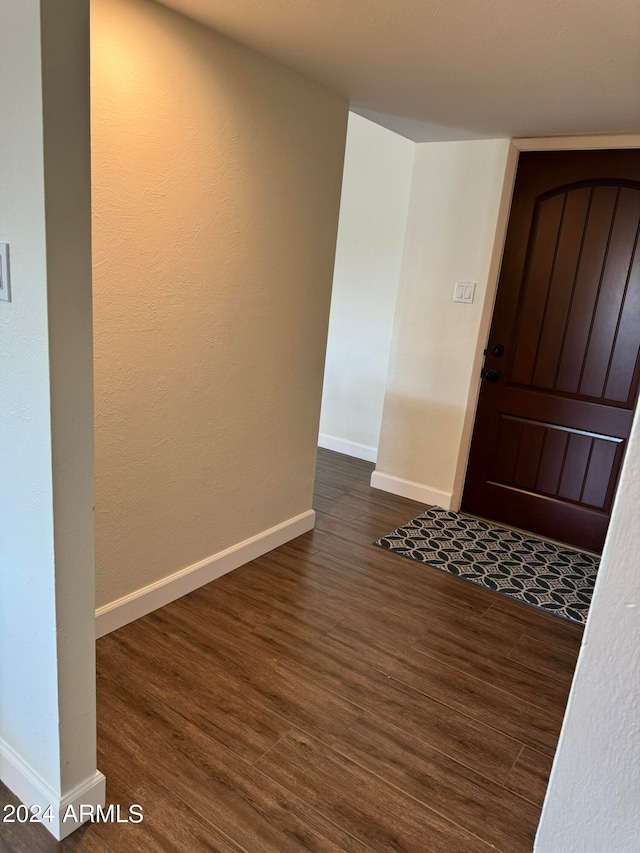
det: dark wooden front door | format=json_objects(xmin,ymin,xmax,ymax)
[{"xmin": 462, "ymin": 150, "xmax": 640, "ymax": 553}]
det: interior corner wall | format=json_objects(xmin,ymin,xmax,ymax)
[
  {"xmin": 373, "ymin": 139, "xmax": 511, "ymax": 507},
  {"xmin": 91, "ymin": 0, "xmax": 348, "ymax": 614},
  {"xmin": 318, "ymin": 112, "xmax": 415, "ymax": 461}
]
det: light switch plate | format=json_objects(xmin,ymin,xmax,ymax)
[
  {"xmin": 0, "ymin": 243, "xmax": 11, "ymax": 302},
  {"xmin": 453, "ymin": 280, "xmax": 476, "ymax": 304}
]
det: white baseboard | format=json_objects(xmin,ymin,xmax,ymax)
[
  {"xmin": 370, "ymin": 470, "xmax": 453, "ymax": 509},
  {"xmin": 0, "ymin": 738, "xmax": 105, "ymax": 840},
  {"xmin": 318, "ymin": 433, "xmax": 377, "ymax": 463},
  {"xmin": 95, "ymin": 509, "xmax": 316, "ymax": 638}
]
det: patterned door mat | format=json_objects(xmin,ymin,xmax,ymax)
[{"xmin": 374, "ymin": 507, "xmax": 599, "ymax": 625}]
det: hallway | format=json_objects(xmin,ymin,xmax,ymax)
[{"xmin": 2, "ymin": 449, "xmax": 583, "ymax": 852}]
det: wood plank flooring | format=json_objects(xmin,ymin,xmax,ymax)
[{"xmin": 0, "ymin": 448, "xmax": 584, "ymax": 852}]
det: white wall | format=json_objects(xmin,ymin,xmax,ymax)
[
  {"xmin": 318, "ymin": 112, "xmax": 414, "ymax": 461},
  {"xmin": 91, "ymin": 0, "xmax": 348, "ymax": 620},
  {"xmin": 0, "ymin": 0, "xmax": 103, "ymax": 838},
  {"xmin": 373, "ymin": 139, "xmax": 511, "ymax": 506},
  {"xmin": 535, "ymin": 403, "xmax": 640, "ymax": 851}
]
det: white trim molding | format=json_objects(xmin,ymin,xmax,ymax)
[
  {"xmin": 0, "ymin": 738, "xmax": 106, "ymax": 841},
  {"xmin": 370, "ymin": 470, "xmax": 452, "ymax": 509},
  {"xmin": 318, "ymin": 433, "xmax": 378, "ymax": 463},
  {"xmin": 95, "ymin": 510, "xmax": 316, "ymax": 638},
  {"xmin": 514, "ymin": 134, "xmax": 640, "ymax": 152}
]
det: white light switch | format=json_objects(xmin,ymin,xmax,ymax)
[
  {"xmin": 453, "ymin": 280, "xmax": 476, "ymax": 304},
  {"xmin": 0, "ymin": 244, "xmax": 11, "ymax": 302}
]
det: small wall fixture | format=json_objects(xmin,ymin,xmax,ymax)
[{"xmin": 453, "ymin": 280, "xmax": 476, "ymax": 304}]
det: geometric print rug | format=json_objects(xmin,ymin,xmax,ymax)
[{"xmin": 374, "ymin": 507, "xmax": 599, "ymax": 625}]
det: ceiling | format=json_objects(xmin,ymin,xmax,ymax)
[{"xmin": 159, "ymin": 0, "xmax": 640, "ymax": 142}]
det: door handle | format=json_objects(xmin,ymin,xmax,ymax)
[
  {"xmin": 484, "ymin": 369, "xmax": 501, "ymax": 382},
  {"xmin": 491, "ymin": 344, "xmax": 505, "ymax": 357}
]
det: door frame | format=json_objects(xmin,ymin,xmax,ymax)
[{"xmin": 451, "ymin": 133, "xmax": 640, "ymax": 513}]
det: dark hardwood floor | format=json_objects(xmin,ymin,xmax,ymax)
[{"xmin": 1, "ymin": 448, "xmax": 583, "ymax": 852}]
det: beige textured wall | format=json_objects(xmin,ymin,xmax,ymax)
[{"xmin": 91, "ymin": 0, "xmax": 348, "ymax": 608}]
